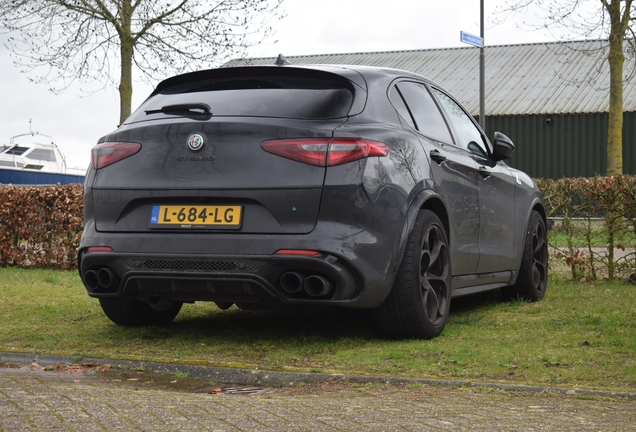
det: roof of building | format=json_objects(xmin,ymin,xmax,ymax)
[{"xmin": 225, "ymin": 40, "xmax": 636, "ymax": 116}]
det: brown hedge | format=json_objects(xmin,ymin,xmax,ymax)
[
  {"xmin": 0, "ymin": 184, "xmax": 83, "ymax": 270},
  {"xmin": 2, "ymin": 176, "xmax": 635, "ymax": 280}
]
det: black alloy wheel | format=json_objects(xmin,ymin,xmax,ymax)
[
  {"xmin": 374, "ymin": 210, "xmax": 452, "ymax": 339},
  {"xmin": 502, "ymin": 210, "xmax": 548, "ymax": 301}
]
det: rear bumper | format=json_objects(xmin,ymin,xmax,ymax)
[
  {"xmin": 78, "ymin": 226, "xmax": 398, "ymax": 309},
  {"xmin": 79, "ymin": 251, "xmax": 359, "ymax": 306}
]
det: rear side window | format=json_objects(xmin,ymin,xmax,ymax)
[
  {"xmin": 395, "ymin": 81, "xmax": 452, "ymax": 143},
  {"xmin": 129, "ymin": 72, "xmax": 355, "ymax": 122},
  {"xmin": 388, "ymin": 85, "xmax": 416, "ymax": 129}
]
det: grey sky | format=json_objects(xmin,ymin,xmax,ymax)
[{"xmin": 0, "ymin": 0, "xmax": 561, "ymax": 169}]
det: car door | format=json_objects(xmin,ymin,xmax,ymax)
[
  {"xmin": 430, "ymin": 87, "xmax": 517, "ymax": 273},
  {"xmin": 391, "ymin": 81, "xmax": 481, "ymax": 276}
]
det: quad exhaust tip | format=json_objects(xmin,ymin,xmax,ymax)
[
  {"xmin": 280, "ymin": 271, "xmax": 306, "ymax": 293},
  {"xmin": 304, "ymin": 275, "xmax": 332, "ymax": 297},
  {"xmin": 84, "ymin": 269, "xmax": 99, "ymax": 291},
  {"xmin": 84, "ymin": 267, "xmax": 120, "ymax": 292},
  {"xmin": 98, "ymin": 268, "xmax": 119, "ymax": 290},
  {"xmin": 280, "ymin": 272, "xmax": 333, "ymax": 297}
]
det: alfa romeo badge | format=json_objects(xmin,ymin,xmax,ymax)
[{"xmin": 187, "ymin": 133, "xmax": 205, "ymax": 151}]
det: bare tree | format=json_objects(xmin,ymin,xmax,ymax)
[
  {"xmin": 0, "ymin": 0, "xmax": 284, "ymax": 125},
  {"xmin": 494, "ymin": 0, "xmax": 634, "ymax": 175}
]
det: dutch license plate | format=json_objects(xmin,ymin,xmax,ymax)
[{"xmin": 150, "ymin": 205, "xmax": 242, "ymax": 228}]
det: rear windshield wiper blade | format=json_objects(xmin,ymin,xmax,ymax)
[{"xmin": 145, "ymin": 103, "xmax": 212, "ymax": 116}]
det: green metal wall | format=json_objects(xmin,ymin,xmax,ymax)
[{"xmin": 485, "ymin": 112, "xmax": 636, "ymax": 179}]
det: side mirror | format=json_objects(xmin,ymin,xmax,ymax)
[{"xmin": 492, "ymin": 132, "xmax": 515, "ymax": 161}]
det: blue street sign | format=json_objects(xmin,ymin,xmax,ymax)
[{"xmin": 460, "ymin": 31, "xmax": 483, "ymax": 48}]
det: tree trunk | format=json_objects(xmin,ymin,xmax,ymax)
[
  {"xmin": 606, "ymin": 40, "xmax": 624, "ymax": 176},
  {"xmin": 605, "ymin": 0, "xmax": 628, "ymax": 176},
  {"xmin": 119, "ymin": 40, "xmax": 133, "ymax": 126},
  {"xmin": 118, "ymin": 0, "xmax": 134, "ymax": 126},
  {"xmin": 604, "ymin": 0, "xmax": 631, "ymax": 281}
]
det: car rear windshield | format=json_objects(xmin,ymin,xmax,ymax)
[{"xmin": 127, "ymin": 71, "xmax": 355, "ymax": 123}]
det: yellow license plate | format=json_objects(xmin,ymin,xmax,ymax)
[{"xmin": 150, "ymin": 205, "xmax": 242, "ymax": 228}]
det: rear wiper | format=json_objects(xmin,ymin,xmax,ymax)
[{"xmin": 145, "ymin": 103, "xmax": 212, "ymax": 116}]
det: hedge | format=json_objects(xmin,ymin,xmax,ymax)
[
  {"xmin": 535, "ymin": 175, "xmax": 636, "ymax": 282},
  {"xmin": 1, "ymin": 177, "xmax": 635, "ymax": 282},
  {"xmin": 0, "ymin": 184, "xmax": 83, "ymax": 270}
]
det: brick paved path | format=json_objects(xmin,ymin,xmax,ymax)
[{"xmin": 1, "ymin": 368, "xmax": 635, "ymax": 431}]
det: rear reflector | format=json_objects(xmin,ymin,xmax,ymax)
[
  {"xmin": 275, "ymin": 249, "xmax": 320, "ymax": 256},
  {"xmin": 87, "ymin": 246, "xmax": 113, "ymax": 253},
  {"xmin": 261, "ymin": 138, "xmax": 387, "ymax": 167},
  {"xmin": 91, "ymin": 142, "xmax": 141, "ymax": 169}
]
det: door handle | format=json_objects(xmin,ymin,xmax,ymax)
[
  {"xmin": 478, "ymin": 166, "xmax": 491, "ymax": 178},
  {"xmin": 430, "ymin": 150, "xmax": 446, "ymax": 164}
]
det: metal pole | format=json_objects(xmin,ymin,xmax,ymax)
[{"xmin": 479, "ymin": 0, "xmax": 485, "ymax": 130}]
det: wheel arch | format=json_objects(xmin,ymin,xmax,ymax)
[
  {"xmin": 509, "ymin": 198, "xmax": 548, "ymax": 285},
  {"xmin": 393, "ymin": 189, "xmax": 449, "ymax": 272},
  {"xmin": 533, "ymin": 201, "xmax": 547, "ymax": 226}
]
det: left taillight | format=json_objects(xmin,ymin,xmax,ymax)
[
  {"xmin": 261, "ymin": 137, "xmax": 388, "ymax": 167},
  {"xmin": 91, "ymin": 142, "xmax": 141, "ymax": 169}
]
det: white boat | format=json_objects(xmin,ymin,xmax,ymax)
[{"xmin": 0, "ymin": 131, "xmax": 85, "ymax": 185}]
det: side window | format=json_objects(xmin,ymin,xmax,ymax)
[
  {"xmin": 388, "ymin": 85, "xmax": 416, "ymax": 129},
  {"xmin": 396, "ymin": 81, "xmax": 453, "ymax": 143},
  {"xmin": 431, "ymin": 88, "xmax": 488, "ymax": 157}
]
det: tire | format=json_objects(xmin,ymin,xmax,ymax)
[
  {"xmin": 374, "ymin": 210, "xmax": 452, "ymax": 339},
  {"xmin": 502, "ymin": 210, "xmax": 548, "ymax": 302},
  {"xmin": 99, "ymin": 298, "xmax": 183, "ymax": 326}
]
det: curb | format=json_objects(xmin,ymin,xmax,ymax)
[{"xmin": 2, "ymin": 351, "xmax": 635, "ymax": 401}]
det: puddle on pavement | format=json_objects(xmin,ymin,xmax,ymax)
[{"xmin": 0, "ymin": 362, "xmax": 268, "ymax": 395}]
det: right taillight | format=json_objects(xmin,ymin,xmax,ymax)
[
  {"xmin": 91, "ymin": 142, "xmax": 141, "ymax": 169},
  {"xmin": 261, "ymin": 137, "xmax": 388, "ymax": 167}
]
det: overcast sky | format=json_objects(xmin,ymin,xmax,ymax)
[{"xmin": 0, "ymin": 0, "xmax": 562, "ymax": 169}]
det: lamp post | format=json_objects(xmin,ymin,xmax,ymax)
[
  {"xmin": 479, "ymin": 0, "xmax": 485, "ymax": 129},
  {"xmin": 460, "ymin": 1, "xmax": 486, "ymax": 129}
]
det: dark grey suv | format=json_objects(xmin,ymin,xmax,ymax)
[{"xmin": 78, "ymin": 64, "xmax": 547, "ymax": 339}]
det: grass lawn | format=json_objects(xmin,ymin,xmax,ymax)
[
  {"xmin": 0, "ymin": 268, "xmax": 634, "ymax": 392},
  {"xmin": 549, "ymin": 227, "xmax": 636, "ymax": 248}
]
